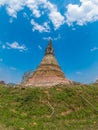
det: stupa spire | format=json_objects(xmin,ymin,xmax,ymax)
[{"xmin": 45, "ymin": 39, "xmax": 54, "ymax": 56}]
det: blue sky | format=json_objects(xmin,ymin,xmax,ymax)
[{"xmin": 0, "ymin": 0, "xmax": 98, "ymax": 84}]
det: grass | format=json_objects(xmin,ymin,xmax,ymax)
[{"xmin": 0, "ymin": 84, "xmax": 98, "ymax": 130}]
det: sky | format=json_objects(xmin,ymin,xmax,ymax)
[{"xmin": 0, "ymin": 0, "xmax": 98, "ymax": 84}]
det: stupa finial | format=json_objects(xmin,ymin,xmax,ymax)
[
  {"xmin": 45, "ymin": 39, "xmax": 54, "ymax": 55},
  {"xmin": 49, "ymin": 38, "xmax": 52, "ymax": 44}
]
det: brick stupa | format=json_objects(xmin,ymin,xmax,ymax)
[{"xmin": 22, "ymin": 40, "xmax": 72, "ymax": 87}]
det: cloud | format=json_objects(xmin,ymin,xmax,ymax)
[
  {"xmin": 23, "ymin": 12, "xmax": 29, "ymax": 20},
  {"xmin": 10, "ymin": 67, "xmax": 17, "ymax": 71},
  {"xmin": 43, "ymin": 36, "xmax": 52, "ymax": 41},
  {"xmin": 0, "ymin": 58, "xmax": 3, "ymax": 62},
  {"xmin": 1, "ymin": 0, "xmax": 98, "ymax": 29},
  {"xmin": 9, "ymin": 18, "xmax": 13, "ymax": 23},
  {"xmin": 38, "ymin": 45, "xmax": 42, "ymax": 50},
  {"xmin": 65, "ymin": 0, "xmax": 98, "ymax": 26},
  {"xmin": 2, "ymin": 45, "xmax": 6, "ymax": 49},
  {"xmin": 45, "ymin": 1, "xmax": 65, "ymax": 30},
  {"xmin": 90, "ymin": 46, "xmax": 98, "ymax": 52},
  {"xmin": 0, "ymin": 0, "xmax": 65, "ymax": 31},
  {"xmin": 26, "ymin": 0, "xmax": 41, "ymax": 18},
  {"xmin": 31, "ymin": 19, "xmax": 50, "ymax": 33},
  {"xmin": 0, "ymin": 0, "xmax": 25, "ymax": 18},
  {"xmin": 43, "ymin": 34, "xmax": 61, "ymax": 41},
  {"xmin": 54, "ymin": 34, "xmax": 61, "ymax": 41},
  {"xmin": 49, "ymin": 11, "xmax": 65, "ymax": 30},
  {"xmin": 76, "ymin": 71, "xmax": 82, "ymax": 75},
  {"xmin": 27, "ymin": 0, "xmax": 65, "ymax": 29},
  {"xmin": 3, "ymin": 41, "xmax": 27, "ymax": 51}
]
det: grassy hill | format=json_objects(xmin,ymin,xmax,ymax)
[{"xmin": 0, "ymin": 84, "xmax": 98, "ymax": 130}]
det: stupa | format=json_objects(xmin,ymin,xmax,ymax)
[{"xmin": 22, "ymin": 40, "xmax": 72, "ymax": 87}]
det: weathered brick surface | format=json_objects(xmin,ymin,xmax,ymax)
[{"xmin": 24, "ymin": 55, "xmax": 72, "ymax": 87}]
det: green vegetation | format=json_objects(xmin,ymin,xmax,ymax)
[{"xmin": 0, "ymin": 84, "xmax": 98, "ymax": 130}]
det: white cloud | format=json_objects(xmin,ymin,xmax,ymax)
[
  {"xmin": 90, "ymin": 46, "xmax": 98, "ymax": 52},
  {"xmin": 2, "ymin": 0, "xmax": 98, "ymax": 29},
  {"xmin": 31, "ymin": 19, "xmax": 50, "ymax": 33},
  {"xmin": 65, "ymin": 0, "xmax": 98, "ymax": 26},
  {"xmin": 0, "ymin": 0, "xmax": 25, "ymax": 18},
  {"xmin": 38, "ymin": 45, "xmax": 42, "ymax": 50},
  {"xmin": 76, "ymin": 71, "xmax": 82, "ymax": 75},
  {"xmin": 9, "ymin": 18, "xmax": 13, "ymax": 23},
  {"xmin": 43, "ymin": 34, "xmax": 61, "ymax": 41},
  {"xmin": 27, "ymin": 0, "xmax": 65, "ymax": 29},
  {"xmin": 10, "ymin": 67, "xmax": 16, "ymax": 71},
  {"xmin": 43, "ymin": 36, "xmax": 52, "ymax": 41},
  {"xmin": 26, "ymin": 0, "xmax": 41, "ymax": 18},
  {"xmin": 49, "ymin": 11, "xmax": 65, "ymax": 30},
  {"xmin": 3, "ymin": 41, "xmax": 27, "ymax": 51},
  {"xmin": 23, "ymin": 12, "xmax": 29, "ymax": 20},
  {"xmin": 54, "ymin": 34, "xmax": 61, "ymax": 41},
  {"xmin": 2, "ymin": 45, "xmax": 6, "ymax": 49},
  {"xmin": 72, "ymin": 28, "xmax": 76, "ymax": 31},
  {"xmin": 0, "ymin": 0, "xmax": 65, "ymax": 30},
  {"xmin": 0, "ymin": 58, "xmax": 3, "ymax": 62},
  {"xmin": 44, "ymin": 1, "xmax": 65, "ymax": 29}
]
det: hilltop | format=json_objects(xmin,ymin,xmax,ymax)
[{"xmin": 0, "ymin": 84, "xmax": 98, "ymax": 130}]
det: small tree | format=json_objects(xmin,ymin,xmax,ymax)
[
  {"xmin": 21, "ymin": 70, "xmax": 33, "ymax": 84},
  {"xmin": 0, "ymin": 80, "xmax": 5, "ymax": 85}
]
